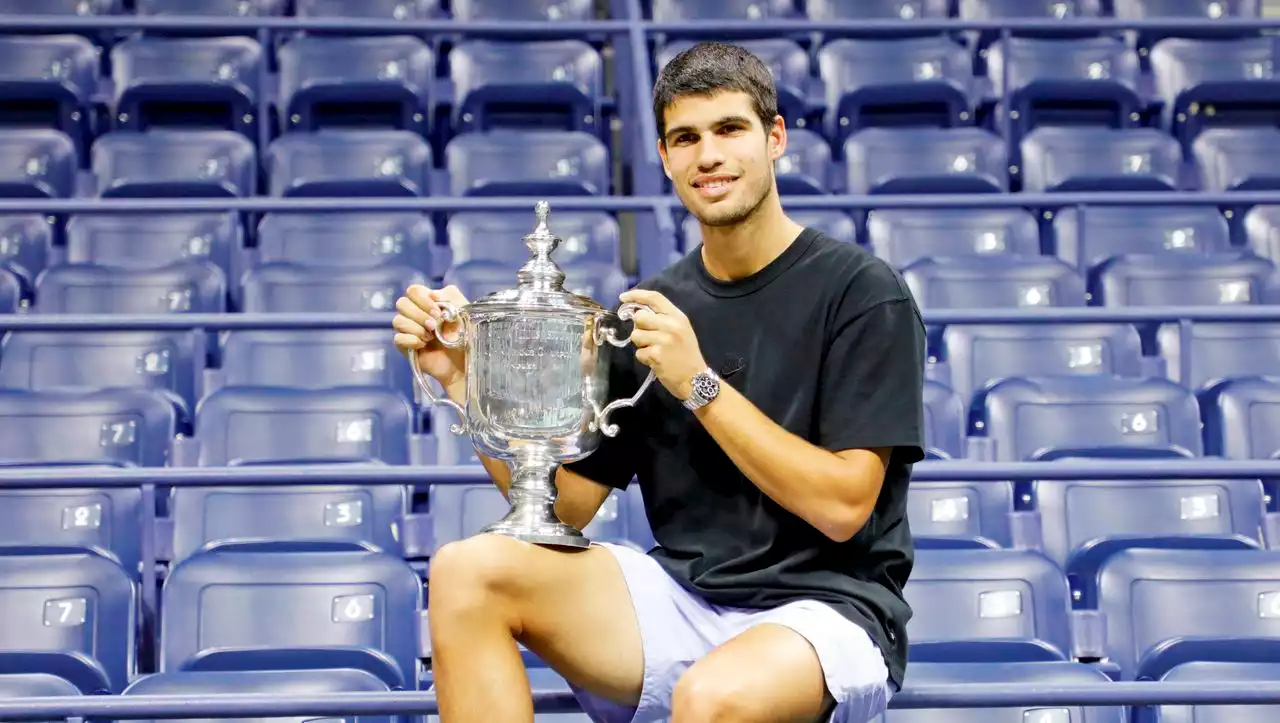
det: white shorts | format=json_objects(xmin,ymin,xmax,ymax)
[{"xmin": 567, "ymin": 541, "xmax": 894, "ymax": 723}]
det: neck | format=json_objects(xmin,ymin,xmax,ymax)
[{"xmin": 698, "ymin": 193, "xmax": 805, "ymax": 282}]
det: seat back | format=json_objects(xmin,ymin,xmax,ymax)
[
  {"xmin": 276, "ymin": 35, "xmax": 433, "ymax": 130},
  {"xmin": 1156, "ymin": 321, "xmax": 1280, "ymax": 390},
  {"xmin": 1193, "ymin": 126, "xmax": 1280, "ymax": 191},
  {"xmin": 109, "ymin": 36, "xmax": 261, "ymax": 132},
  {"xmin": 91, "ymin": 130, "xmax": 256, "ymax": 198},
  {"xmin": 0, "ymin": 214, "xmax": 50, "ymax": 292},
  {"xmin": 447, "ymin": 210, "xmax": 619, "ymax": 267},
  {"xmin": 0, "ymin": 129, "xmax": 76, "ymax": 199},
  {"xmin": 1202, "ymin": 376, "xmax": 1280, "ymax": 459},
  {"xmin": 266, "ymin": 131, "xmax": 432, "ymax": 197},
  {"xmin": 908, "ymin": 481, "xmax": 1015, "ymax": 549},
  {"xmin": 845, "ymin": 127, "xmax": 1008, "ymax": 194},
  {"xmin": 1052, "ymin": 205, "xmax": 1232, "ymax": 272},
  {"xmin": 449, "ymin": 39, "xmax": 602, "ymax": 132},
  {"xmin": 0, "ymin": 486, "xmax": 143, "ymax": 580},
  {"xmin": 446, "ymin": 130, "xmax": 609, "ymax": 197},
  {"xmin": 451, "ymin": 0, "xmax": 594, "ymax": 20},
  {"xmin": 33, "ymin": 261, "xmax": 227, "ymax": 315},
  {"xmin": 0, "ymin": 388, "xmax": 175, "ymax": 467},
  {"xmin": 1020, "ymin": 126, "xmax": 1182, "ymax": 192},
  {"xmin": 1151, "ymin": 661, "xmax": 1280, "ymax": 723},
  {"xmin": 1093, "ymin": 253, "xmax": 1277, "ymax": 307},
  {"xmin": 903, "ymin": 255, "xmax": 1087, "ymax": 310},
  {"xmin": 220, "ymin": 329, "xmax": 413, "ymax": 399},
  {"xmin": 256, "ymin": 212, "xmax": 434, "ymax": 271},
  {"xmin": 240, "ymin": 264, "xmax": 425, "ymax": 313},
  {"xmin": 867, "ymin": 208, "xmax": 1040, "ymax": 269},
  {"xmin": 65, "ymin": 213, "xmax": 240, "ymax": 282}
]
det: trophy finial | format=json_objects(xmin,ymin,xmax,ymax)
[{"xmin": 518, "ymin": 200, "xmax": 566, "ymax": 291}]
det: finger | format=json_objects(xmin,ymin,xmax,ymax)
[
  {"xmin": 393, "ymin": 332, "xmax": 426, "ymax": 350},
  {"xmin": 395, "ymin": 296, "xmax": 438, "ymax": 331},
  {"xmin": 393, "ymin": 314, "xmax": 428, "ymax": 339},
  {"xmin": 406, "ymin": 285, "xmax": 443, "ymax": 318},
  {"xmin": 630, "ymin": 308, "xmax": 662, "ymax": 330},
  {"xmin": 635, "ymin": 347, "xmax": 655, "ymax": 366},
  {"xmin": 629, "ymin": 329, "xmax": 661, "ymax": 348},
  {"xmin": 620, "ymin": 288, "xmax": 678, "ymax": 316},
  {"xmin": 434, "ymin": 284, "xmax": 469, "ymax": 306}
]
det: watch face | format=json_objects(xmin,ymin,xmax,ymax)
[{"xmin": 692, "ymin": 373, "xmax": 719, "ymax": 401}]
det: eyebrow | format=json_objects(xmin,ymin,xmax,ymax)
[{"xmin": 664, "ymin": 115, "xmax": 754, "ymax": 142}]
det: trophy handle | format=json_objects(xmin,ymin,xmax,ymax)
[
  {"xmin": 591, "ymin": 302, "xmax": 658, "ymax": 438},
  {"xmin": 404, "ymin": 300, "xmax": 468, "ymax": 435}
]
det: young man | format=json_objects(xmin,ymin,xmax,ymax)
[{"xmin": 392, "ymin": 41, "xmax": 925, "ymax": 723}]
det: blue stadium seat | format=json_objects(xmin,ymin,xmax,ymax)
[
  {"xmin": 109, "ymin": 37, "xmax": 262, "ymax": 135},
  {"xmin": 0, "ymin": 485, "xmax": 142, "ymax": 579},
  {"xmin": 443, "ymin": 258, "xmax": 627, "ymax": 306},
  {"xmin": 902, "ymin": 255, "xmax": 1087, "ymax": 310},
  {"xmin": 908, "ymin": 480, "xmax": 1015, "ymax": 549},
  {"xmin": 1202, "ymin": 376, "xmax": 1280, "ymax": 459},
  {"xmin": 194, "ymin": 386, "xmax": 414, "ymax": 466},
  {"xmin": 0, "ymin": 329, "xmax": 206, "ymax": 428},
  {"xmin": 650, "ymin": 0, "xmax": 797, "ymax": 21},
  {"xmin": 33, "ymin": 261, "xmax": 227, "ymax": 315},
  {"xmin": 905, "ymin": 549, "xmax": 1075, "ymax": 663},
  {"xmin": 1092, "ymin": 253, "xmax": 1278, "ymax": 307},
  {"xmin": 445, "ymin": 130, "xmax": 610, "ymax": 196},
  {"xmin": 1096, "ymin": 548, "xmax": 1280, "ymax": 680},
  {"xmin": 452, "ymin": 0, "xmax": 594, "ymax": 20},
  {"xmin": 136, "ymin": 0, "xmax": 286, "ymax": 14},
  {"xmin": 660, "ymin": 38, "xmax": 812, "ymax": 126},
  {"xmin": 1243, "ymin": 204, "xmax": 1280, "ymax": 266},
  {"xmin": 240, "ymin": 264, "xmax": 425, "ymax": 313},
  {"xmin": 684, "ymin": 210, "xmax": 856, "ymax": 250},
  {"xmin": 295, "ymin": 0, "xmax": 436, "ymax": 19},
  {"xmin": 0, "ymin": 34, "xmax": 98, "ymax": 147},
  {"xmin": 807, "ymin": 0, "xmax": 951, "ymax": 21},
  {"xmin": 938, "ymin": 322, "xmax": 1146, "ymax": 411},
  {"xmin": 91, "ymin": 130, "xmax": 256, "ymax": 198},
  {"xmin": 449, "ymin": 40, "xmax": 603, "ymax": 134},
  {"xmin": 219, "ymin": 329, "xmax": 414, "ymax": 400},
  {"xmin": 0, "ymin": 672, "xmax": 81, "ymax": 702},
  {"xmin": 923, "ymin": 379, "xmax": 966, "ymax": 460},
  {"xmin": 0, "ymin": 388, "xmax": 176, "ymax": 467},
  {"xmin": 772, "ymin": 128, "xmax": 832, "ymax": 194},
  {"xmin": 0, "ymin": 129, "xmax": 76, "ymax": 198},
  {"xmin": 1020, "ymin": 126, "xmax": 1183, "ymax": 192},
  {"xmin": 65, "ymin": 212, "xmax": 240, "ymax": 284},
  {"xmin": 878, "ymin": 661, "xmax": 1127, "ymax": 723},
  {"xmin": 0, "ymin": 0, "xmax": 122, "ymax": 13},
  {"xmin": 958, "ymin": 0, "xmax": 1103, "ymax": 62},
  {"xmin": 447, "ymin": 211, "xmax": 619, "ymax": 267},
  {"xmin": 266, "ymin": 131, "xmax": 432, "ymax": 198},
  {"xmin": 1033, "ymin": 476, "xmax": 1267, "ymax": 606},
  {"xmin": 256, "ymin": 212, "xmax": 435, "ymax": 273},
  {"xmin": 1115, "ymin": 0, "xmax": 1262, "ymax": 62},
  {"xmin": 1156, "ymin": 321, "xmax": 1280, "ymax": 391},
  {"xmin": 976, "ymin": 375, "xmax": 1204, "ymax": 461},
  {"xmin": 160, "ymin": 543, "xmax": 423, "ymax": 689},
  {"xmin": 1150, "ymin": 36, "xmax": 1279, "ymax": 149},
  {"xmin": 1146, "ymin": 660, "xmax": 1280, "ymax": 723},
  {"xmin": 0, "ymin": 214, "xmax": 51, "ymax": 293},
  {"xmin": 0, "ymin": 546, "xmax": 136, "ymax": 694},
  {"xmin": 867, "ymin": 208, "xmax": 1041, "ymax": 268},
  {"xmin": 123, "ymin": 669, "xmax": 398, "ymax": 723},
  {"xmin": 1052, "ymin": 205, "xmax": 1233, "ymax": 272},
  {"xmin": 845, "ymin": 127, "xmax": 1008, "ymax": 193},
  {"xmin": 277, "ymin": 35, "xmax": 433, "ymax": 132},
  {"xmin": 1193, "ymin": 126, "xmax": 1280, "ymax": 191}
]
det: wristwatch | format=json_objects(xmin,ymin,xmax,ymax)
[{"xmin": 682, "ymin": 367, "xmax": 722, "ymax": 411}]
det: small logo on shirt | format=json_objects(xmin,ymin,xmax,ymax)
[{"xmin": 720, "ymin": 353, "xmax": 745, "ymax": 378}]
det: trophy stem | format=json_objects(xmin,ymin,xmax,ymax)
[{"xmin": 480, "ymin": 448, "xmax": 590, "ymax": 549}]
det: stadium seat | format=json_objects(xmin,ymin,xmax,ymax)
[
  {"xmin": 1115, "ymin": 0, "xmax": 1263, "ymax": 62},
  {"xmin": 1243, "ymin": 204, "xmax": 1280, "ymax": 266},
  {"xmin": 1193, "ymin": 126, "xmax": 1280, "ymax": 191},
  {"xmin": 159, "ymin": 542, "xmax": 423, "ymax": 689},
  {"xmin": 844, "ymin": 127, "xmax": 1008, "ymax": 193},
  {"xmin": 902, "ymin": 255, "xmax": 1087, "ymax": 310},
  {"xmin": 0, "ymin": 485, "xmax": 143, "ymax": 580},
  {"xmin": 1092, "ymin": 253, "xmax": 1278, "ymax": 307},
  {"xmin": 91, "ymin": 130, "xmax": 257, "ymax": 198},
  {"xmin": 0, "ymin": 267, "xmax": 17, "ymax": 313},
  {"xmin": 193, "ymin": 386, "xmax": 414, "ymax": 466},
  {"xmin": 65, "ymin": 212, "xmax": 241, "ymax": 284},
  {"xmin": 277, "ymin": 35, "xmax": 434, "ymax": 132},
  {"xmin": 449, "ymin": 39, "xmax": 604, "ymax": 134},
  {"xmin": 1020, "ymin": 126, "xmax": 1183, "ymax": 192},
  {"xmin": 904, "ymin": 548, "xmax": 1075, "ymax": 663},
  {"xmin": 0, "ymin": 129, "xmax": 76, "ymax": 199},
  {"xmin": 219, "ymin": 329, "xmax": 413, "ymax": 400},
  {"xmin": 938, "ymin": 322, "xmax": 1146, "ymax": 411},
  {"xmin": 1096, "ymin": 548, "xmax": 1280, "ymax": 680},
  {"xmin": 1052, "ymin": 205, "xmax": 1233, "ymax": 273},
  {"xmin": 295, "ymin": 0, "xmax": 436, "ymax": 19},
  {"xmin": 32, "ymin": 261, "xmax": 227, "ymax": 315},
  {"xmin": 908, "ymin": 480, "xmax": 1015, "ymax": 549},
  {"xmin": 255, "ymin": 212, "xmax": 435, "ymax": 277},
  {"xmin": 0, "ymin": 388, "xmax": 177, "ymax": 467},
  {"xmin": 771, "ymin": 128, "xmax": 832, "ymax": 194},
  {"xmin": 109, "ymin": 36, "xmax": 262, "ymax": 135},
  {"xmin": 923, "ymin": 379, "xmax": 967, "ymax": 460},
  {"xmin": 807, "ymin": 0, "xmax": 951, "ymax": 22},
  {"xmin": 0, "ymin": 546, "xmax": 136, "ymax": 694},
  {"xmin": 445, "ymin": 130, "xmax": 610, "ymax": 196},
  {"xmin": 136, "ymin": 0, "xmax": 287, "ymax": 14},
  {"xmin": 1202, "ymin": 375, "xmax": 1280, "ymax": 459},
  {"xmin": 0, "ymin": 0, "xmax": 122, "ymax": 14},
  {"xmin": 684, "ymin": 210, "xmax": 856, "ymax": 249},
  {"xmin": 0, "ymin": 214, "xmax": 51, "ymax": 293},
  {"xmin": 1146, "ymin": 660, "xmax": 1280, "ymax": 723},
  {"xmin": 266, "ymin": 131, "xmax": 432, "ymax": 198},
  {"xmin": 452, "ymin": 0, "xmax": 594, "ymax": 20},
  {"xmin": 122, "ymin": 669, "xmax": 399, "ymax": 723},
  {"xmin": 867, "ymin": 208, "xmax": 1041, "ymax": 268},
  {"xmin": 1156, "ymin": 321, "xmax": 1280, "ymax": 391},
  {"xmin": 1150, "ymin": 36, "xmax": 1280, "ymax": 149},
  {"xmin": 0, "ymin": 34, "xmax": 98, "ymax": 148},
  {"xmin": 240, "ymin": 264, "xmax": 424, "ymax": 313},
  {"xmin": 447, "ymin": 210, "xmax": 620, "ymax": 267},
  {"xmin": 977, "ymin": 375, "xmax": 1205, "ymax": 461},
  {"xmin": 659, "ymin": 39, "xmax": 811, "ymax": 125},
  {"xmin": 650, "ymin": 0, "xmax": 797, "ymax": 21},
  {"xmin": 958, "ymin": 0, "xmax": 1102, "ymax": 62}
]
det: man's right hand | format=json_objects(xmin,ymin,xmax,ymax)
[{"xmin": 393, "ymin": 284, "xmax": 470, "ymax": 394}]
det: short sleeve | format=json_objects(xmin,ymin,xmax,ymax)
[
  {"xmin": 562, "ymin": 343, "xmax": 642, "ymax": 490},
  {"xmin": 816, "ymin": 297, "xmax": 927, "ymax": 463}
]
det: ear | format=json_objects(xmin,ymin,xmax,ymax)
[
  {"xmin": 767, "ymin": 115, "xmax": 787, "ymax": 162},
  {"xmin": 656, "ymin": 138, "xmax": 673, "ymax": 181}
]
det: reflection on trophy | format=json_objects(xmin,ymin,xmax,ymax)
[{"xmin": 405, "ymin": 201, "xmax": 655, "ymax": 549}]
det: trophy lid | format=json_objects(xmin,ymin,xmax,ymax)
[{"xmin": 465, "ymin": 200, "xmax": 606, "ymax": 314}]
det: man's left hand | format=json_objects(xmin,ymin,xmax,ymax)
[{"xmin": 620, "ymin": 289, "xmax": 708, "ymax": 402}]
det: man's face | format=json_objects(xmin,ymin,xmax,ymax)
[{"xmin": 658, "ymin": 90, "xmax": 784, "ymax": 228}]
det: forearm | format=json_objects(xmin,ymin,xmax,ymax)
[
  {"xmin": 693, "ymin": 383, "xmax": 880, "ymax": 542},
  {"xmin": 443, "ymin": 379, "xmax": 513, "ymax": 493}
]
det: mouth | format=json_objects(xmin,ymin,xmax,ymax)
[{"xmin": 691, "ymin": 174, "xmax": 738, "ymax": 199}]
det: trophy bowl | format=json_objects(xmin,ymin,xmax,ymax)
[{"xmin": 405, "ymin": 200, "xmax": 654, "ymax": 548}]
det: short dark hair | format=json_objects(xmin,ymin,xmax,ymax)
[{"xmin": 652, "ymin": 41, "xmax": 779, "ymax": 141}]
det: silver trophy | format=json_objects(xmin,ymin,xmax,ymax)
[{"xmin": 405, "ymin": 201, "xmax": 655, "ymax": 548}]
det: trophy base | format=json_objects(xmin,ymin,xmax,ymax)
[{"xmin": 480, "ymin": 517, "xmax": 591, "ymax": 549}]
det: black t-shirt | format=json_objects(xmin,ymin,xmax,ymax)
[{"xmin": 565, "ymin": 227, "xmax": 926, "ymax": 689}]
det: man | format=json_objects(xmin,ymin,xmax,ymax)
[{"xmin": 392, "ymin": 41, "xmax": 925, "ymax": 723}]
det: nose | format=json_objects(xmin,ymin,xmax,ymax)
[{"xmin": 696, "ymin": 135, "xmax": 726, "ymax": 170}]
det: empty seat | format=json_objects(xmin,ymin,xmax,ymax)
[
  {"xmin": 867, "ymin": 208, "xmax": 1041, "ymax": 268},
  {"xmin": 923, "ymin": 379, "xmax": 966, "ymax": 460},
  {"xmin": 807, "ymin": 0, "xmax": 951, "ymax": 21},
  {"xmin": 65, "ymin": 212, "xmax": 240, "ymax": 282},
  {"xmin": 449, "ymin": 40, "xmax": 603, "ymax": 133},
  {"xmin": 1193, "ymin": 126, "xmax": 1280, "ymax": 191},
  {"xmin": 240, "ymin": 264, "xmax": 425, "ymax": 313},
  {"xmin": 0, "ymin": 129, "xmax": 76, "ymax": 198},
  {"xmin": 447, "ymin": 210, "xmax": 619, "ymax": 267},
  {"xmin": 109, "ymin": 37, "xmax": 261, "ymax": 134},
  {"xmin": 651, "ymin": 0, "xmax": 796, "ymax": 20},
  {"xmin": 816, "ymin": 36, "xmax": 975, "ymax": 142},
  {"xmin": 1020, "ymin": 126, "xmax": 1182, "ymax": 192},
  {"xmin": 1156, "ymin": 321, "xmax": 1280, "ymax": 390},
  {"xmin": 33, "ymin": 261, "xmax": 227, "ymax": 315},
  {"xmin": 845, "ymin": 127, "xmax": 1008, "ymax": 194},
  {"xmin": 220, "ymin": 329, "xmax": 413, "ymax": 400},
  {"xmin": 1093, "ymin": 253, "xmax": 1277, "ymax": 307},
  {"xmin": 0, "ymin": 214, "xmax": 52, "ymax": 292},
  {"xmin": 1150, "ymin": 36, "xmax": 1280, "ymax": 148},
  {"xmin": 452, "ymin": 0, "xmax": 593, "ymax": 20},
  {"xmin": 1097, "ymin": 548, "xmax": 1280, "ymax": 679},
  {"xmin": 91, "ymin": 130, "xmax": 256, "ymax": 197},
  {"xmin": 0, "ymin": 0, "xmax": 122, "ymax": 14},
  {"xmin": 295, "ymin": 0, "xmax": 435, "ymax": 19},
  {"xmin": 977, "ymin": 375, "xmax": 1204, "ymax": 462},
  {"xmin": 902, "ymin": 255, "xmax": 1087, "ymax": 310},
  {"xmin": 1202, "ymin": 376, "xmax": 1280, "ymax": 459},
  {"xmin": 660, "ymin": 38, "xmax": 811, "ymax": 124},
  {"xmin": 0, "ymin": 547, "xmax": 135, "ymax": 694},
  {"xmin": 958, "ymin": 0, "xmax": 1101, "ymax": 60},
  {"xmin": 0, "ymin": 486, "xmax": 143, "ymax": 579},
  {"xmin": 277, "ymin": 35, "xmax": 433, "ymax": 132},
  {"xmin": 905, "ymin": 549, "xmax": 1074, "ymax": 663},
  {"xmin": 266, "ymin": 131, "xmax": 431, "ymax": 198},
  {"xmin": 1115, "ymin": 0, "xmax": 1262, "ymax": 61},
  {"xmin": 160, "ymin": 543, "xmax": 423, "ymax": 689},
  {"xmin": 123, "ymin": 669, "xmax": 397, "ymax": 723},
  {"xmin": 194, "ymin": 386, "xmax": 414, "ymax": 466},
  {"xmin": 256, "ymin": 212, "xmax": 435, "ymax": 272},
  {"xmin": 0, "ymin": 388, "xmax": 176, "ymax": 467},
  {"xmin": 1243, "ymin": 205, "xmax": 1280, "ymax": 265},
  {"xmin": 1148, "ymin": 660, "xmax": 1280, "ymax": 723},
  {"xmin": 939, "ymin": 322, "xmax": 1145, "ymax": 410},
  {"xmin": 446, "ymin": 130, "xmax": 609, "ymax": 196},
  {"xmin": 684, "ymin": 210, "xmax": 856, "ymax": 249},
  {"xmin": 908, "ymin": 480, "xmax": 1015, "ymax": 549},
  {"xmin": 137, "ymin": 0, "xmax": 287, "ymax": 14},
  {"xmin": 0, "ymin": 34, "xmax": 99, "ymax": 146},
  {"xmin": 772, "ymin": 128, "xmax": 831, "ymax": 194},
  {"xmin": 1052, "ymin": 205, "xmax": 1232, "ymax": 272},
  {"xmin": 444, "ymin": 259, "xmax": 627, "ymax": 306},
  {"xmin": 0, "ymin": 267, "xmax": 16, "ymax": 313}
]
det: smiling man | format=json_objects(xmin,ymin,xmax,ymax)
[{"xmin": 396, "ymin": 40, "xmax": 927, "ymax": 723}]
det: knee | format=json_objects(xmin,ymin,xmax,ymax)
[
  {"xmin": 671, "ymin": 668, "xmax": 753, "ymax": 723},
  {"xmin": 427, "ymin": 533, "xmax": 524, "ymax": 626}
]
